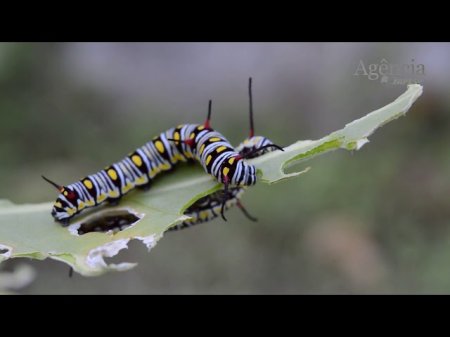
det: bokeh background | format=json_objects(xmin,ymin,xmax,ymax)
[{"xmin": 0, "ymin": 42, "xmax": 449, "ymax": 294}]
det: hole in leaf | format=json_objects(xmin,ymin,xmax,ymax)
[{"xmin": 77, "ymin": 210, "xmax": 141, "ymax": 235}]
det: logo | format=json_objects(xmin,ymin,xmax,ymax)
[{"xmin": 354, "ymin": 58, "xmax": 425, "ymax": 85}]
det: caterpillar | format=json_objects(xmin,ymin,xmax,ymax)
[
  {"xmin": 43, "ymin": 78, "xmax": 283, "ymax": 226},
  {"xmin": 171, "ymin": 78, "xmax": 279, "ymax": 231}
]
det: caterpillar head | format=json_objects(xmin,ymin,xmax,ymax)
[
  {"xmin": 235, "ymin": 136, "xmax": 275, "ymax": 159},
  {"xmin": 42, "ymin": 176, "xmax": 78, "ymax": 225}
]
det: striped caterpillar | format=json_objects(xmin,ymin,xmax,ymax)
[{"xmin": 43, "ymin": 78, "xmax": 283, "ymax": 226}]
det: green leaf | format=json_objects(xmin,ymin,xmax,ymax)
[{"xmin": 0, "ymin": 84, "xmax": 423, "ymax": 276}]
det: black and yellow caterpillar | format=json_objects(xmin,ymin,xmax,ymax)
[{"xmin": 43, "ymin": 78, "xmax": 282, "ymax": 226}]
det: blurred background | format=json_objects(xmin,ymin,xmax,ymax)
[{"xmin": 0, "ymin": 42, "xmax": 449, "ymax": 294}]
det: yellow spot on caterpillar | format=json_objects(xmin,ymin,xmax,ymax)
[
  {"xmin": 55, "ymin": 202, "xmax": 62, "ymax": 208},
  {"xmin": 149, "ymin": 167, "xmax": 160, "ymax": 177},
  {"xmin": 200, "ymin": 211, "xmax": 209, "ymax": 220},
  {"xmin": 66, "ymin": 208, "xmax": 76, "ymax": 216},
  {"xmin": 228, "ymin": 157, "xmax": 236, "ymax": 165},
  {"xmin": 223, "ymin": 167, "xmax": 230, "ymax": 176},
  {"xmin": 177, "ymin": 124, "xmax": 184, "ymax": 129},
  {"xmin": 155, "ymin": 140, "xmax": 165, "ymax": 153},
  {"xmin": 63, "ymin": 191, "xmax": 68, "ymax": 196},
  {"xmin": 136, "ymin": 176, "xmax": 147, "ymax": 185},
  {"xmin": 175, "ymin": 154, "xmax": 184, "ymax": 162},
  {"xmin": 199, "ymin": 144, "xmax": 205, "ymax": 155},
  {"xmin": 197, "ymin": 125, "xmax": 205, "ymax": 131},
  {"xmin": 216, "ymin": 146, "xmax": 227, "ymax": 153},
  {"xmin": 122, "ymin": 182, "xmax": 134, "ymax": 194},
  {"xmin": 174, "ymin": 132, "xmax": 180, "ymax": 140},
  {"xmin": 78, "ymin": 201, "xmax": 85, "ymax": 209},
  {"xmin": 97, "ymin": 193, "xmax": 107, "ymax": 203},
  {"xmin": 190, "ymin": 133, "xmax": 196, "ymax": 139},
  {"xmin": 209, "ymin": 137, "xmax": 220, "ymax": 142},
  {"xmin": 160, "ymin": 163, "xmax": 171, "ymax": 170},
  {"xmin": 83, "ymin": 179, "xmax": 93, "ymax": 189},
  {"xmin": 109, "ymin": 190, "xmax": 119, "ymax": 198},
  {"xmin": 86, "ymin": 199, "xmax": 95, "ymax": 206},
  {"xmin": 132, "ymin": 155, "xmax": 143, "ymax": 167},
  {"xmin": 108, "ymin": 169, "xmax": 118, "ymax": 180},
  {"xmin": 206, "ymin": 155, "xmax": 212, "ymax": 165}
]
